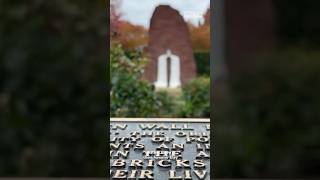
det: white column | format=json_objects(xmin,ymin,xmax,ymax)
[
  {"xmin": 155, "ymin": 49, "xmax": 181, "ymax": 88},
  {"xmin": 169, "ymin": 55, "xmax": 181, "ymax": 88},
  {"xmin": 154, "ymin": 54, "xmax": 168, "ymax": 88}
]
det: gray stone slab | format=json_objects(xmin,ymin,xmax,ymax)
[{"xmin": 110, "ymin": 118, "xmax": 211, "ymax": 180}]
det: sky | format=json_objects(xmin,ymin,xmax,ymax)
[{"xmin": 119, "ymin": 0, "xmax": 210, "ymax": 28}]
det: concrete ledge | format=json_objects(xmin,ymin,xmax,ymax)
[{"xmin": 110, "ymin": 118, "xmax": 210, "ymax": 123}]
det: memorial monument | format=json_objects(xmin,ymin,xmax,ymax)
[{"xmin": 144, "ymin": 5, "xmax": 197, "ymax": 89}]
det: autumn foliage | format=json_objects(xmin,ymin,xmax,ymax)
[
  {"xmin": 189, "ymin": 8, "xmax": 211, "ymax": 52},
  {"xmin": 110, "ymin": 0, "xmax": 148, "ymax": 50},
  {"xmin": 111, "ymin": 3, "xmax": 210, "ymax": 53},
  {"xmin": 116, "ymin": 21, "xmax": 148, "ymax": 50},
  {"xmin": 110, "ymin": 0, "xmax": 122, "ymax": 35}
]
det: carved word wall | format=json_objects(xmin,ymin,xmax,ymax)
[{"xmin": 110, "ymin": 119, "xmax": 210, "ymax": 180}]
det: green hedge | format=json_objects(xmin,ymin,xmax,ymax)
[
  {"xmin": 111, "ymin": 46, "xmax": 211, "ymax": 118},
  {"xmin": 194, "ymin": 52, "xmax": 210, "ymax": 76},
  {"xmin": 111, "ymin": 44, "xmax": 157, "ymax": 117},
  {"xmin": 180, "ymin": 76, "xmax": 210, "ymax": 118}
]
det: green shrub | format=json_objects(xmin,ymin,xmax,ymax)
[
  {"xmin": 110, "ymin": 44, "xmax": 175, "ymax": 117},
  {"xmin": 181, "ymin": 76, "xmax": 210, "ymax": 118},
  {"xmin": 194, "ymin": 52, "xmax": 210, "ymax": 76},
  {"xmin": 155, "ymin": 90, "xmax": 180, "ymax": 118},
  {"xmin": 110, "ymin": 45, "xmax": 211, "ymax": 118}
]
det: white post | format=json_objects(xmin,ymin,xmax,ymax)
[
  {"xmin": 169, "ymin": 54, "xmax": 181, "ymax": 88},
  {"xmin": 154, "ymin": 53, "xmax": 168, "ymax": 88},
  {"xmin": 155, "ymin": 49, "xmax": 181, "ymax": 88}
]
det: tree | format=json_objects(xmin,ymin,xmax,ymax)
[
  {"xmin": 110, "ymin": 0, "xmax": 122, "ymax": 35},
  {"xmin": 110, "ymin": 44, "xmax": 173, "ymax": 117},
  {"xmin": 116, "ymin": 21, "xmax": 148, "ymax": 50},
  {"xmin": 188, "ymin": 8, "xmax": 211, "ymax": 52}
]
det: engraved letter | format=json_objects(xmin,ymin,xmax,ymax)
[
  {"xmin": 156, "ymin": 143, "xmax": 169, "ymax": 150},
  {"xmin": 155, "ymin": 124, "xmax": 169, "ymax": 130},
  {"xmin": 194, "ymin": 160, "xmax": 206, "ymax": 169},
  {"xmin": 128, "ymin": 170, "xmax": 137, "ymax": 179},
  {"xmin": 139, "ymin": 170, "xmax": 154, "ymax": 179},
  {"xmin": 158, "ymin": 160, "xmax": 171, "ymax": 168},
  {"xmin": 134, "ymin": 144, "xmax": 145, "ymax": 151},
  {"xmin": 114, "ymin": 151, "xmax": 129, "ymax": 158},
  {"xmin": 176, "ymin": 159, "xmax": 190, "ymax": 168},
  {"xmin": 194, "ymin": 170, "xmax": 207, "ymax": 180},
  {"xmin": 139, "ymin": 124, "xmax": 157, "ymax": 130},
  {"xmin": 112, "ymin": 159, "xmax": 126, "ymax": 168},
  {"xmin": 184, "ymin": 170, "xmax": 192, "ymax": 179},
  {"xmin": 175, "ymin": 131, "xmax": 186, "ymax": 137},
  {"xmin": 172, "ymin": 144, "xmax": 184, "ymax": 151},
  {"xmin": 111, "ymin": 124, "xmax": 127, "ymax": 130},
  {"xmin": 129, "ymin": 159, "xmax": 143, "ymax": 169},
  {"xmin": 196, "ymin": 151, "xmax": 210, "ymax": 159},
  {"xmin": 112, "ymin": 170, "xmax": 127, "ymax": 179},
  {"xmin": 169, "ymin": 170, "xmax": 183, "ymax": 180}
]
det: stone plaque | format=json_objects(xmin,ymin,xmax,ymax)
[
  {"xmin": 110, "ymin": 118, "xmax": 210, "ymax": 180},
  {"xmin": 144, "ymin": 5, "xmax": 197, "ymax": 88}
]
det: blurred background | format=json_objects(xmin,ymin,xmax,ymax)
[
  {"xmin": 0, "ymin": 0, "xmax": 106, "ymax": 177},
  {"xmin": 213, "ymin": 0, "xmax": 320, "ymax": 178},
  {"xmin": 4, "ymin": 0, "xmax": 320, "ymax": 178},
  {"xmin": 110, "ymin": 0, "xmax": 211, "ymax": 118}
]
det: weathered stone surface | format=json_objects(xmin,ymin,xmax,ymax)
[
  {"xmin": 110, "ymin": 118, "xmax": 211, "ymax": 180},
  {"xmin": 144, "ymin": 5, "xmax": 197, "ymax": 86}
]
